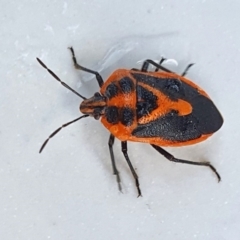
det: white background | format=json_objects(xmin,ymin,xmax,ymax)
[{"xmin": 0, "ymin": 1, "xmax": 239, "ymax": 239}]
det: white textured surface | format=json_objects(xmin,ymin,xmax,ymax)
[{"xmin": 0, "ymin": 1, "xmax": 239, "ymax": 239}]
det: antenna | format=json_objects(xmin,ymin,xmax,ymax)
[
  {"xmin": 39, "ymin": 115, "xmax": 89, "ymax": 153},
  {"xmin": 37, "ymin": 57, "xmax": 89, "ymax": 153},
  {"xmin": 36, "ymin": 57, "xmax": 86, "ymax": 100}
]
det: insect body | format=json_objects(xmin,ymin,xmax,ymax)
[{"xmin": 37, "ymin": 47, "xmax": 223, "ymax": 196}]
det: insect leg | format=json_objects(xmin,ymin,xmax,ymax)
[
  {"xmin": 69, "ymin": 47, "xmax": 104, "ymax": 87},
  {"xmin": 108, "ymin": 134, "xmax": 122, "ymax": 192},
  {"xmin": 155, "ymin": 58, "xmax": 167, "ymax": 72},
  {"xmin": 151, "ymin": 144, "xmax": 221, "ymax": 182},
  {"xmin": 181, "ymin": 63, "xmax": 194, "ymax": 76},
  {"xmin": 121, "ymin": 141, "xmax": 142, "ymax": 197},
  {"xmin": 141, "ymin": 59, "xmax": 173, "ymax": 73}
]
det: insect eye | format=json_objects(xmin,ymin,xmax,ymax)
[
  {"xmin": 93, "ymin": 107, "xmax": 103, "ymax": 120},
  {"xmin": 94, "ymin": 92, "xmax": 101, "ymax": 97}
]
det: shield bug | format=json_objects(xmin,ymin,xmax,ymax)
[{"xmin": 37, "ymin": 47, "xmax": 223, "ymax": 196}]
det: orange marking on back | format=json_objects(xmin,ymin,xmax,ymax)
[{"xmin": 137, "ymin": 82, "xmax": 192, "ymax": 124}]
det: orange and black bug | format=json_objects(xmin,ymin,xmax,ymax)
[{"xmin": 37, "ymin": 47, "xmax": 223, "ymax": 196}]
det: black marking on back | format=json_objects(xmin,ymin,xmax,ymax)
[
  {"xmin": 120, "ymin": 107, "xmax": 134, "ymax": 126},
  {"xmin": 132, "ymin": 73, "xmax": 183, "ymax": 101},
  {"xmin": 105, "ymin": 106, "xmax": 119, "ymax": 124},
  {"xmin": 132, "ymin": 110, "xmax": 201, "ymax": 141},
  {"xmin": 136, "ymin": 85, "xmax": 158, "ymax": 119},
  {"xmin": 105, "ymin": 83, "xmax": 118, "ymax": 99},
  {"xmin": 132, "ymin": 73, "xmax": 223, "ymax": 139},
  {"xmin": 119, "ymin": 77, "xmax": 134, "ymax": 94}
]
